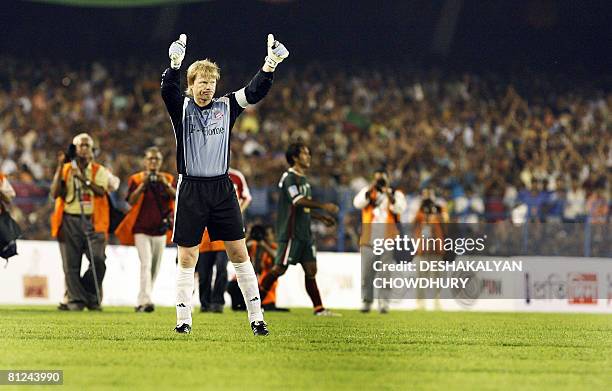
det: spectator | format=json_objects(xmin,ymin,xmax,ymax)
[
  {"xmin": 563, "ymin": 179, "xmax": 587, "ymax": 223},
  {"xmin": 0, "ymin": 56, "xmax": 608, "ymax": 253},
  {"xmin": 586, "ymin": 186, "xmax": 609, "ymax": 224}
]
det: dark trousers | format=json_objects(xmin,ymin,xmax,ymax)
[
  {"xmin": 196, "ymin": 251, "xmax": 228, "ymax": 309},
  {"xmin": 58, "ymin": 214, "xmax": 106, "ymax": 306}
]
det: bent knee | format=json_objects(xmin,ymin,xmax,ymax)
[
  {"xmin": 303, "ymin": 265, "xmax": 318, "ymax": 278},
  {"xmin": 272, "ymin": 265, "xmax": 287, "ymax": 276}
]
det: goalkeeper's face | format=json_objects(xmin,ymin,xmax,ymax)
[{"xmin": 192, "ymin": 73, "xmax": 217, "ymax": 106}]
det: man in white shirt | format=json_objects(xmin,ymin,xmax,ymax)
[{"xmin": 563, "ymin": 179, "xmax": 586, "ymax": 222}]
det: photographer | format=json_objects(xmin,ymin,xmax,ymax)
[
  {"xmin": 115, "ymin": 147, "xmax": 176, "ymax": 312},
  {"xmin": 246, "ymin": 225, "xmax": 288, "ymax": 311},
  {"xmin": 413, "ymin": 190, "xmax": 449, "ymax": 311},
  {"xmin": 50, "ymin": 133, "xmax": 110, "ymax": 311},
  {"xmin": 0, "ymin": 171, "xmax": 19, "ymax": 260},
  {"xmin": 353, "ymin": 168, "xmax": 407, "ymax": 313}
]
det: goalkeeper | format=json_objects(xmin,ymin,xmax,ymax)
[{"xmin": 161, "ymin": 33, "xmax": 289, "ymax": 336}]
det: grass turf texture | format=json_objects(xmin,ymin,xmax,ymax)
[{"xmin": 0, "ymin": 306, "xmax": 610, "ymax": 390}]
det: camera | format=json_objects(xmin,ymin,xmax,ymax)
[
  {"xmin": 420, "ymin": 198, "xmax": 440, "ymax": 215},
  {"xmin": 249, "ymin": 225, "xmax": 266, "ymax": 242},
  {"xmin": 375, "ymin": 178, "xmax": 387, "ymax": 191},
  {"xmin": 64, "ymin": 144, "xmax": 77, "ymax": 163}
]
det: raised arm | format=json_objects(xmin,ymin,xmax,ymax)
[
  {"xmin": 353, "ymin": 186, "xmax": 372, "ymax": 209},
  {"xmin": 262, "ymin": 34, "xmax": 289, "ymax": 73},
  {"xmin": 161, "ymin": 34, "xmax": 187, "ymax": 127},
  {"xmin": 233, "ymin": 70, "xmax": 274, "ymax": 108},
  {"xmin": 50, "ymin": 152, "xmax": 67, "ymax": 199},
  {"xmin": 228, "ymin": 34, "xmax": 289, "ymax": 125}
]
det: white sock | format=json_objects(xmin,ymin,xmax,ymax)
[
  {"xmin": 233, "ymin": 260, "xmax": 264, "ymax": 323},
  {"xmin": 176, "ymin": 265, "xmax": 195, "ymax": 326}
]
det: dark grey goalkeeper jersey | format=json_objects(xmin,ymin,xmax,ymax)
[{"xmin": 161, "ymin": 67, "xmax": 273, "ymax": 178}]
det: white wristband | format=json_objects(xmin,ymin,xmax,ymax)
[{"xmin": 264, "ymin": 56, "xmax": 277, "ymax": 71}]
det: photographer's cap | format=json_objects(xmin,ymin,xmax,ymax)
[{"xmin": 72, "ymin": 132, "xmax": 94, "ymax": 146}]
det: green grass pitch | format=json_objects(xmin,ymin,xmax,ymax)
[{"xmin": 1, "ymin": 306, "xmax": 610, "ymax": 390}]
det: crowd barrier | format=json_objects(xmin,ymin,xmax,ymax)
[{"xmin": 0, "ymin": 240, "xmax": 610, "ymax": 313}]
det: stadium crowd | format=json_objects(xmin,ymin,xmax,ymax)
[{"xmin": 0, "ymin": 57, "xmax": 610, "ymax": 251}]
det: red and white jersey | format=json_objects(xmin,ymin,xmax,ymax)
[{"xmin": 228, "ymin": 167, "xmax": 252, "ymax": 204}]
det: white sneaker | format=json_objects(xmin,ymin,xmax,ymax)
[
  {"xmin": 360, "ymin": 302, "xmax": 372, "ymax": 313},
  {"xmin": 433, "ymin": 299, "xmax": 442, "ymax": 311},
  {"xmin": 378, "ymin": 299, "xmax": 390, "ymax": 314},
  {"xmin": 415, "ymin": 300, "xmax": 426, "ymax": 311},
  {"xmin": 314, "ymin": 309, "xmax": 342, "ymax": 317}
]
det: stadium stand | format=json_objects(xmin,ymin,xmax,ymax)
[{"xmin": 0, "ymin": 57, "xmax": 609, "ymax": 252}]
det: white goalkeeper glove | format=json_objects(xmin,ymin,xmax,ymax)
[
  {"xmin": 264, "ymin": 34, "xmax": 289, "ymax": 71},
  {"xmin": 169, "ymin": 34, "xmax": 187, "ymax": 69}
]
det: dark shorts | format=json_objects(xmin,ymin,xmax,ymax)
[
  {"xmin": 274, "ymin": 239, "xmax": 317, "ymax": 267},
  {"xmin": 172, "ymin": 174, "xmax": 245, "ymax": 247}
]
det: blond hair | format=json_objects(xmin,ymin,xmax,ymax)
[
  {"xmin": 145, "ymin": 146, "xmax": 163, "ymax": 158},
  {"xmin": 186, "ymin": 59, "xmax": 220, "ymax": 96}
]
